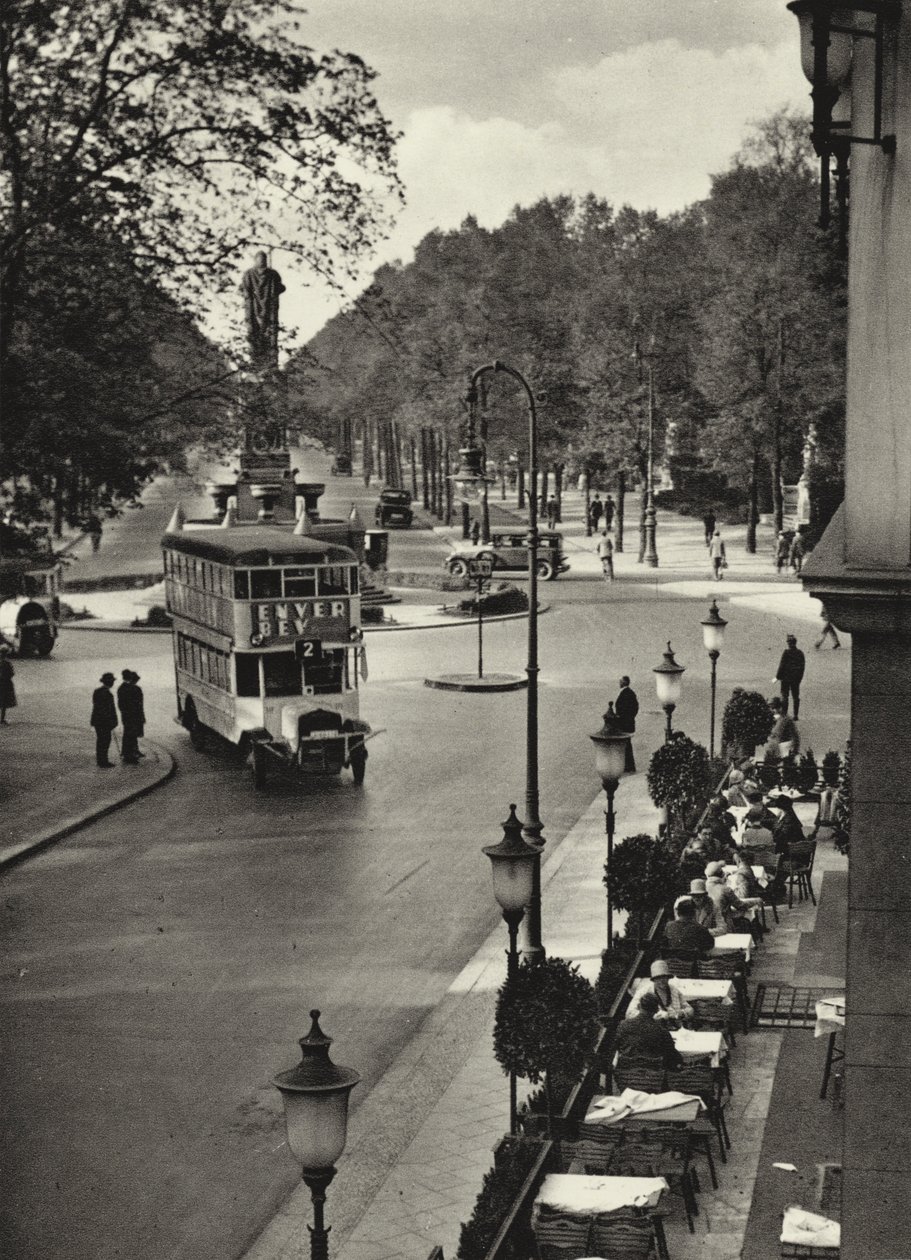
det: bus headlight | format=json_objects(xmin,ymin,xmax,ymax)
[{"xmin": 250, "ymin": 632, "xmax": 265, "ymax": 647}]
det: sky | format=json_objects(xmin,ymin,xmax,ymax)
[{"xmin": 264, "ymin": 0, "xmax": 809, "ymax": 346}]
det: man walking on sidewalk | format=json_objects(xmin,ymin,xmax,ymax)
[
  {"xmin": 775, "ymin": 633, "xmax": 806, "ymax": 718},
  {"xmin": 117, "ymin": 670, "xmax": 146, "ymax": 764},
  {"xmin": 91, "ymin": 673, "xmax": 118, "ymax": 767},
  {"xmin": 589, "ymin": 493, "xmax": 604, "ymax": 533},
  {"xmin": 615, "ymin": 675, "xmax": 639, "ymax": 772},
  {"xmin": 596, "ymin": 530, "xmax": 614, "ymax": 582}
]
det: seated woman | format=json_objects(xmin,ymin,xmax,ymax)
[
  {"xmin": 772, "ymin": 794, "xmax": 806, "ymax": 853},
  {"xmin": 625, "ymin": 959, "xmax": 694, "ymax": 1028},
  {"xmin": 730, "ymin": 851, "xmax": 764, "ymax": 900}
]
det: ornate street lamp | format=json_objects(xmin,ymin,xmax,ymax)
[
  {"xmin": 463, "ymin": 361, "xmax": 546, "ymax": 962},
  {"xmin": 483, "ymin": 804, "xmax": 539, "ymax": 1133},
  {"xmin": 590, "ymin": 704, "xmax": 633, "ymax": 950},
  {"xmin": 653, "ymin": 641, "xmax": 685, "ymax": 743},
  {"xmin": 787, "ymin": 0, "xmax": 900, "ymax": 228},
  {"xmin": 701, "ymin": 600, "xmax": 728, "ymax": 760},
  {"xmin": 273, "ymin": 1011, "xmax": 360, "ymax": 1260}
]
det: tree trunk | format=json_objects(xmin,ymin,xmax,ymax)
[
  {"xmin": 584, "ymin": 465, "xmax": 592, "ymax": 537},
  {"xmin": 435, "ymin": 429, "xmax": 444, "ymax": 517},
  {"xmin": 772, "ymin": 317, "xmax": 784, "ymax": 534},
  {"xmin": 517, "ymin": 464, "xmax": 525, "ymax": 512},
  {"xmin": 554, "ymin": 464, "xmax": 563, "ymax": 523},
  {"xmin": 616, "ymin": 470, "xmax": 625, "ymax": 552},
  {"xmin": 410, "ymin": 436, "xmax": 419, "ymax": 499},
  {"xmin": 746, "ymin": 449, "xmax": 759, "ymax": 554},
  {"xmin": 428, "ymin": 429, "xmax": 438, "ymax": 517},
  {"xmin": 361, "ymin": 421, "xmax": 372, "ymax": 486},
  {"xmin": 444, "ymin": 441, "xmax": 452, "ymax": 525},
  {"xmin": 500, "ymin": 459, "xmax": 507, "ymax": 501},
  {"xmin": 421, "ymin": 428, "xmax": 430, "ymax": 509}
]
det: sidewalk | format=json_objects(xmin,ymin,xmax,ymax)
[
  {"xmin": 0, "ymin": 722, "xmax": 175, "ymax": 869},
  {"xmin": 242, "ymin": 751, "xmax": 847, "ymax": 1260}
]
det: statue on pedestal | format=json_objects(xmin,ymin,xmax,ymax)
[{"xmin": 241, "ymin": 250, "xmax": 285, "ymax": 370}]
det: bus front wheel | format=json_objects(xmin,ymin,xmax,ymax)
[
  {"xmin": 350, "ymin": 744, "xmax": 367, "ymax": 785},
  {"xmin": 185, "ymin": 703, "xmax": 207, "ymax": 750}
]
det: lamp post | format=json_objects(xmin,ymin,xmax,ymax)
[
  {"xmin": 634, "ymin": 334, "xmax": 659, "ymax": 568},
  {"xmin": 700, "ymin": 600, "xmax": 728, "ymax": 759},
  {"xmin": 462, "ymin": 361, "xmax": 546, "ymax": 961},
  {"xmin": 590, "ymin": 704, "xmax": 633, "ymax": 951},
  {"xmin": 653, "ymin": 641, "xmax": 685, "ymax": 743},
  {"xmin": 483, "ymin": 804, "xmax": 539, "ymax": 1133},
  {"xmin": 273, "ymin": 1011, "xmax": 360, "ymax": 1260}
]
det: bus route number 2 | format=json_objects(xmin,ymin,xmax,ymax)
[{"xmin": 296, "ymin": 639, "xmax": 323, "ymax": 662}]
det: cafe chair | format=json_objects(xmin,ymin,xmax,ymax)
[
  {"xmin": 612, "ymin": 1063, "xmax": 667, "ymax": 1095},
  {"xmin": 532, "ymin": 1210, "xmax": 592, "ymax": 1260},
  {"xmin": 564, "ymin": 1122, "xmax": 627, "ymax": 1174},
  {"xmin": 589, "ymin": 1212, "xmax": 665, "ymax": 1260},
  {"xmin": 695, "ymin": 953, "xmax": 750, "ymax": 1033},
  {"xmin": 668, "ymin": 1062, "xmax": 730, "ymax": 1170},
  {"xmin": 660, "ymin": 950, "xmax": 698, "ymax": 978},
  {"xmin": 612, "ymin": 1127, "xmax": 699, "ymax": 1234},
  {"xmin": 782, "ymin": 840, "xmax": 817, "ymax": 908}
]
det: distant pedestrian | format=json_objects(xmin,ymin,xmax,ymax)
[
  {"xmin": 702, "ymin": 510, "xmax": 716, "ymax": 546},
  {"xmin": 775, "ymin": 633, "xmax": 806, "ymax": 718},
  {"xmin": 589, "ymin": 494, "xmax": 604, "ymax": 532},
  {"xmin": 615, "ymin": 675, "xmax": 639, "ymax": 773},
  {"xmin": 117, "ymin": 669, "xmax": 146, "ymax": 764},
  {"xmin": 0, "ymin": 644, "xmax": 16, "ymax": 724},
  {"xmin": 815, "ymin": 604, "xmax": 841, "ymax": 649},
  {"xmin": 470, "ymin": 518, "xmax": 480, "ymax": 545},
  {"xmin": 86, "ymin": 512, "xmax": 103, "ymax": 554},
  {"xmin": 546, "ymin": 494, "xmax": 558, "ymax": 530},
  {"xmin": 789, "ymin": 529, "xmax": 806, "ymax": 575},
  {"xmin": 708, "ymin": 530, "xmax": 726, "ymax": 580},
  {"xmin": 91, "ymin": 672, "xmax": 118, "ymax": 767},
  {"xmin": 596, "ymin": 531, "xmax": 614, "ymax": 582},
  {"xmin": 603, "ymin": 494, "xmax": 616, "ymax": 531},
  {"xmin": 775, "ymin": 531, "xmax": 790, "ymax": 574}
]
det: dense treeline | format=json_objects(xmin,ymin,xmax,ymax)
[{"xmin": 302, "ymin": 112, "xmax": 846, "ymax": 541}]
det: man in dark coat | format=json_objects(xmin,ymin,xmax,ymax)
[
  {"xmin": 664, "ymin": 897, "xmax": 715, "ymax": 956},
  {"xmin": 615, "ymin": 675, "xmax": 639, "ymax": 772},
  {"xmin": 117, "ymin": 669, "xmax": 145, "ymax": 764},
  {"xmin": 615, "ymin": 991, "xmax": 684, "ymax": 1069},
  {"xmin": 91, "ymin": 673, "xmax": 118, "ymax": 767},
  {"xmin": 775, "ymin": 633, "xmax": 806, "ymax": 718}
]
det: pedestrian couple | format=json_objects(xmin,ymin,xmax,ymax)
[
  {"xmin": 589, "ymin": 493, "xmax": 615, "ymax": 534},
  {"xmin": 91, "ymin": 669, "xmax": 145, "ymax": 767}
]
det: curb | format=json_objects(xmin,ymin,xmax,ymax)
[
  {"xmin": 423, "ymin": 673, "xmax": 528, "ymax": 692},
  {"xmin": 0, "ymin": 739, "xmax": 177, "ymax": 871},
  {"xmin": 61, "ymin": 622, "xmax": 172, "ymax": 634}
]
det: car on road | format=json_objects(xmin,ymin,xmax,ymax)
[
  {"xmin": 375, "ymin": 489, "xmax": 414, "ymax": 528},
  {"xmin": 443, "ymin": 530, "xmax": 570, "ymax": 581},
  {"xmin": 330, "ymin": 452, "xmax": 352, "ymax": 476}
]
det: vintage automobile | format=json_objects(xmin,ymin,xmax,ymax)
[
  {"xmin": 330, "ymin": 452, "xmax": 353, "ymax": 476},
  {"xmin": 374, "ymin": 489, "xmax": 414, "ymax": 528},
  {"xmin": 443, "ymin": 530, "xmax": 570, "ymax": 581},
  {"xmin": 0, "ymin": 556, "xmax": 62, "ymax": 656}
]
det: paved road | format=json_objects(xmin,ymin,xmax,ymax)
[{"xmin": 0, "ymin": 457, "xmax": 850, "ymax": 1260}]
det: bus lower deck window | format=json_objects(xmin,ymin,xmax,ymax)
[{"xmin": 236, "ymin": 653, "xmax": 261, "ymax": 697}]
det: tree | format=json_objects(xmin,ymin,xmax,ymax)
[
  {"xmin": 721, "ymin": 688, "xmax": 775, "ymax": 761},
  {"xmin": 603, "ymin": 833, "xmax": 683, "ymax": 944},
  {"xmin": 646, "ymin": 732, "xmax": 713, "ymax": 833},
  {"xmin": 1, "ymin": 0, "xmax": 402, "ymax": 385}
]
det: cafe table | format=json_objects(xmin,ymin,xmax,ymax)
[
  {"xmin": 535, "ymin": 1173, "xmax": 668, "ymax": 1215},
  {"xmin": 631, "ymin": 975, "xmax": 735, "ymax": 1005},
  {"xmin": 671, "ymin": 1028, "xmax": 728, "ymax": 1067},
  {"xmin": 713, "ymin": 932, "xmax": 754, "ymax": 963},
  {"xmin": 585, "ymin": 1090, "xmax": 702, "ymax": 1126},
  {"xmin": 815, "ymin": 995, "xmax": 845, "ymax": 1100}
]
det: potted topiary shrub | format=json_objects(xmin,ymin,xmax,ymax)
[
  {"xmin": 721, "ymin": 688, "xmax": 775, "ymax": 762},
  {"xmin": 822, "ymin": 749, "xmax": 843, "ymax": 787},
  {"xmin": 604, "ymin": 832, "xmax": 684, "ymax": 945},
  {"xmin": 646, "ymin": 732, "xmax": 712, "ymax": 835},
  {"xmin": 797, "ymin": 749, "xmax": 819, "ymax": 796},
  {"xmin": 493, "ymin": 957, "xmax": 597, "ymax": 1138}
]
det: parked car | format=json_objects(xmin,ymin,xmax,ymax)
[
  {"xmin": 331, "ymin": 452, "xmax": 352, "ymax": 476},
  {"xmin": 443, "ymin": 530, "xmax": 570, "ymax": 581},
  {"xmin": 375, "ymin": 489, "xmax": 414, "ymax": 528}
]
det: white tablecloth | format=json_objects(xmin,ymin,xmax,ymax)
[
  {"xmin": 814, "ymin": 995, "xmax": 846, "ymax": 1038},
  {"xmin": 672, "ymin": 1028, "xmax": 728, "ymax": 1066},
  {"xmin": 536, "ymin": 1173, "xmax": 668, "ymax": 1215},
  {"xmin": 585, "ymin": 1090, "xmax": 703, "ymax": 1125},
  {"xmin": 781, "ymin": 1205, "xmax": 841, "ymax": 1246},
  {"xmin": 713, "ymin": 933, "xmax": 753, "ymax": 962},
  {"xmin": 631, "ymin": 976, "xmax": 734, "ymax": 1003}
]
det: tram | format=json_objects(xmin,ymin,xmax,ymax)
[
  {"xmin": 162, "ymin": 523, "xmax": 376, "ymax": 788},
  {"xmin": 0, "ymin": 555, "xmax": 62, "ymax": 656}
]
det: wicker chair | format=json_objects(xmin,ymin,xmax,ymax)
[
  {"xmin": 533, "ymin": 1210, "xmax": 592, "ymax": 1260},
  {"xmin": 611, "ymin": 1126, "xmax": 699, "ymax": 1233},
  {"xmin": 589, "ymin": 1213, "xmax": 663, "ymax": 1260},
  {"xmin": 695, "ymin": 952, "xmax": 750, "ymax": 1032},
  {"xmin": 660, "ymin": 949, "xmax": 698, "ymax": 978},
  {"xmin": 782, "ymin": 840, "xmax": 817, "ymax": 907},
  {"xmin": 668, "ymin": 1062, "xmax": 730, "ymax": 1169},
  {"xmin": 612, "ymin": 1063, "xmax": 667, "ymax": 1095}
]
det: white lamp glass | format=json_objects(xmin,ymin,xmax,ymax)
[
  {"xmin": 280, "ymin": 1088, "xmax": 349, "ymax": 1170},
  {"xmin": 593, "ymin": 738, "xmax": 627, "ymax": 784},
  {"xmin": 490, "ymin": 856, "xmax": 535, "ymax": 913},
  {"xmin": 795, "ymin": 6, "xmax": 854, "ymax": 87},
  {"xmin": 702, "ymin": 621, "xmax": 725, "ymax": 653},
  {"xmin": 655, "ymin": 670, "xmax": 683, "ymax": 708}
]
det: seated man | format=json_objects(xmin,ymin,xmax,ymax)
[
  {"xmin": 664, "ymin": 896, "xmax": 715, "ymax": 956},
  {"xmin": 740, "ymin": 803, "xmax": 776, "ymax": 854},
  {"xmin": 688, "ymin": 878, "xmax": 728, "ymax": 937},
  {"xmin": 625, "ymin": 959, "xmax": 694, "ymax": 1026},
  {"xmin": 705, "ymin": 860, "xmax": 763, "ymax": 939},
  {"xmin": 771, "ymin": 794, "xmax": 806, "ymax": 854},
  {"xmin": 615, "ymin": 990, "xmax": 685, "ymax": 1069},
  {"xmin": 679, "ymin": 826, "xmax": 721, "ymax": 883},
  {"xmin": 724, "ymin": 768, "xmax": 749, "ymax": 807}
]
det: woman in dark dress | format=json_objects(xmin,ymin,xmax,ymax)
[{"xmin": 0, "ymin": 644, "xmax": 17, "ymax": 723}]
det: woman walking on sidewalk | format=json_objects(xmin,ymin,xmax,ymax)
[
  {"xmin": 596, "ymin": 530, "xmax": 614, "ymax": 582},
  {"xmin": 0, "ymin": 644, "xmax": 16, "ymax": 723},
  {"xmin": 708, "ymin": 530, "xmax": 726, "ymax": 580}
]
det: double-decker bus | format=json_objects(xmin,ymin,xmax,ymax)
[
  {"xmin": 162, "ymin": 523, "xmax": 376, "ymax": 788},
  {"xmin": 0, "ymin": 555, "xmax": 63, "ymax": 656}
]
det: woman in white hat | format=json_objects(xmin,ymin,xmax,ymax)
[{"xmin": 624, "ymin": 959, "xmax": 694, "ymax": 1027}]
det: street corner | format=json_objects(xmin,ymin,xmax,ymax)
[
  {"xmin": 0, "ymin": 727, "xmax": 176, "ymax": 870},
  {"xmin": 423, "ymin": 672, "xmax": 528, "ymax": 691}
]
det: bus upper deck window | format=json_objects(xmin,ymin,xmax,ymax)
[
  {"xmin": 283, "ymin": 568, "xmax": 316, "ymax": 597},
  {"xmin": 251, "ymin": 569, "xmax": 282, "ymax": 599},
  {"xmin": 233, "ymin": 570, "xmax": 250, "ymax": 600},
  {"xmin": 350, "ymin": 566, "xmax": 359, "ymax": 594},
  {"xmin": 318, "ymin": 566, "xmax": 348, "ymax": 595}
]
